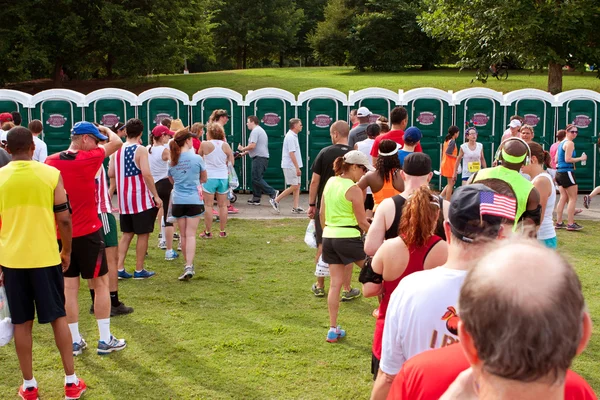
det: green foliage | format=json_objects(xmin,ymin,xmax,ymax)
[{"xmin": 308, "ymin": 0, "xmax": 355, "ymax": 65}]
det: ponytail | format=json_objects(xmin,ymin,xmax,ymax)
[
  {"xmin": 148, "ymin": 135, "xmax": 159, "ymax": 154},
  {"xmin": 445, "ymin": 125, "xmax": 459, "ymax": 142},
  {"xmin": 399, "ymin": 186, "xmax": 440, "ymax": 247},
  {"xmin": 528, "ymin": 142, "xmax": 552, "ymax": 169},
  {"xmin": 170, "ymin": 130, "xmax": 192, "ymax": 166},
  {"xmin": 333, "ymin": 156, "xmax": 346, "ymax": 176}
]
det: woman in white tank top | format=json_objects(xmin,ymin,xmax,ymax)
[
  {"xmin": 521, "ymin": 142, "xmax": 557, "ymax": 249},
  {"xmin": 199, "ymin": 123, "xmax": 234, "ymax": 238},
  {"xmin": 453, "ymin": 127, "xmax": 486, "ymax": 185}
]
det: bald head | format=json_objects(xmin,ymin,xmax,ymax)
[
  {"xmin": 330, "ymin": 120, "xmax": 349, "ymax": 139},
  {"xmin": 460, "ymin": 240, "xmax": 585, "ymax": 383}
]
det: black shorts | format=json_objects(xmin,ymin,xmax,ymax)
[
  {"xmin": 60, "ymin": 229, "xmax": 108, "ymax": 280},
  {"xmin": 322, "ymin": 237, "xmax": 366, "ymax": 265},
  {"xmin": 172, "ymin": 204, "xmax": 205, "ymax": 218},
  {"xmin": 555, "ymin": 171, "xmax": 577, "ymax": 188},
  {"xmin": 314, "ymin": 210, "xmax": 323, "ymax": 246},
  {"xmin": 120, "ymin": 207, "xmax": 158, "ymax": 234},
  {"xmin": 156, "ymin": 178, "xmax": 174, "ymax": 227},
  {"xmin": 371, "ymin": 353, "xmax": 380, "ymax": 380},
  {"xmin": 364, "ymin": 194, "xmax": 374, "ymax": 211},
  {"xmin": 2, "ymin": 265, "xmax": 66, "ymax": 324}
]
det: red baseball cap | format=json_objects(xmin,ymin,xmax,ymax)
[
  {"xmin": 151, "ymin": 125, "xmax": 174, "ymax": 137},
  {"xmin": 0, "ymin": 113, "xmax": 13, "ymax": 124}
]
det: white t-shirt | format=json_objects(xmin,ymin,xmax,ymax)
[
  {"xmin": 380, "ymin": 267, "xmax": 467, "ymax": 375},
  {"xmin": 0, "ymin": 129, "xmax": 6, "ymax": 143},
  {"xmin": 281, "ymin": 130, "xmax": 302, "ymax": 169},
  {"xmin": 533, "ymin": 172, "xmax": 556, "ymax": 240},
  {"xmin": 356, "ymin": 138, "xmax": 375, "ymax": 194},
  {"xmin": 460, "ymin": 142, "xmax": 483, "ymax": 179},
  {"xmin": 147, "ymin": 144, "xmax": 169, "ymax": 182},
  {"xmin": 33, "ymin": 136, "xmax": 48, "ymax": 162}
]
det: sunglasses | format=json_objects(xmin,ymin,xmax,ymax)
[{"xmin": 568, "ymin": 130, "xmax": 578, "ymax": 134}]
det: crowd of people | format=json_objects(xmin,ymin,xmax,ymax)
[{"xmin": 0, "ymin": 105, "xmax": 596, "ymax": 399}]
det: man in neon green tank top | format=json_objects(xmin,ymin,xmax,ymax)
[{"xmin": 472, "ymin": 139, "xmax": 540, "ymax": 231}]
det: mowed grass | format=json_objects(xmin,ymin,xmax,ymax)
[{"xmin": 0, "ymin": 218, "xmax": 598, "ymax": 399}]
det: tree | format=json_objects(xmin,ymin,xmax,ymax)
[
  {"xmin": 308, "ymin": 0, "xmax": 355, "ymax": 65},
  {"xmin": 419, "ymin": 0, "xmax": 600, "ymax": 94}
]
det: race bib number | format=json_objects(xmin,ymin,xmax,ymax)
[{"xmin": 468, "ymin": 161, "xmax": 481, "ymax": 173}]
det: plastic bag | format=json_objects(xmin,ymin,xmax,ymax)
[
  {"xmin": 228, "ymin": 164, "xmax": 239, "ymax": 189},
  {"xmin": 166, "ymin": 192, "xmax": 176, "ymax": 224},
  {"xmin": 314, "ymin": 255, "xmax": 330, "ymax": 277},
  {"xmin": 0, "ymin": 285, "xmax": 13, "ymax": 346},
  {"xmin": 304, "ymin": 220, "xmax": 317, "ymax": 249}
]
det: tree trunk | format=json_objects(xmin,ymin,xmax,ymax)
[
  {"xmin": 53, "ymin": 59, "xmax": 63, "ymax": 87},
  {"xmin": 548, "ymin": 62, "xmax": 563, "ymax": 94},
  {"xmin": 279, "ymin": 52, "xmax": 284, "ymax": 68},
  {"xmin": 106, "ymin": 53, "xmax": 115, "ymax": 78},
  {"xmin": 236, "ymin": 47, "xmax": 243, "ymax": 69},
  {"xmin": 242, "ymin": 44, "xmax": 247, "ymax": 69}
]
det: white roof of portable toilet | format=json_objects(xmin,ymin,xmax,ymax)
[
  {"xmin": 348, "ymin": 88, "xmax": 400, "ymax": 106},
  {"xmin": 402, "ymin": 88, "xmax": 454, "ymax": 106},
  {"xmin": 137, "ymin": 87, "xmax": 190, "ymax": 106},
  {"xmin": 84, "ymin": 88, "xmax": 138, "ymax": 107},
  {"xmin": 245, "ymin": 88, "xmax": 296, "ymax": 106},
  {"xmin": 504, "ymin": 89, "xmax": 558, "ymax": 107},
  {"xmin": 297, "ymin": 88, "xmax": 348, "ymax": 105},
  {"xmin": 0, "ymin": 89, "xmax": 33, "ymax": 108},
  {"xmin": 190, "ymin": 88, "xmax": 244, "ymax": 106},
  {"xmin": 453, "ymin": 88, "xmax": 504, "ymax": 105},
  {"xmin": 31, "ymin": 89, "xmax": 86, "ymax": 107},
  {"xmin": 555, "ymin": 89, "xmax": 600, "ymax": 106}
]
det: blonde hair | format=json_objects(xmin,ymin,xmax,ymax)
[{"xmin": 206, "ymin": 123, "xmax": 225, "ymax": 141}]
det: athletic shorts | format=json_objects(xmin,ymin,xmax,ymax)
[
  {"xmin": 371, "ymin": 353, "xmax": 380, "ymax": 380},
  {"xmin": 2, "ymin": 265, "xmax": 66, "ymax": 324},
  {"xmin": 120, "ymin": 207, "xmax": 158, "ymax": 234},
  {"xmin": 172, "ymin": 204, "xmax": 205, "ymax": 218},
  {"xmin": 555, "ymin": 171, "xmax": 577, "ymax": 188},
  {"xmin": 540, "ymin": 236, "xmax": 557, "ymax": 249},
  {"xmin": 61, "ymin": 229, "xmax": 108, "ymax": 280},
  {"xmin": 203, "ymin": 178, "xmax": 229, "ymax": 195},
  {"xmin": 322, "ymin": 237, "xmax": 365, "ymax": 266},
  {"xmin": 283, "ymin": 168, "xmax": 301, "ymax": 186},
  {"xmin": 156, "ymin": 178, "xmax": 174, "ymax": 227},
  {"xmin": 364, "ymin": 193, "xmax": 374, "ymax": 211},
  {"xmin": 99, "ymin": 213, "xmax": 118, "ymax": 248},
  {"xmin": 314, "ymin": 210, "xmax": 323, "ymax": 246}
]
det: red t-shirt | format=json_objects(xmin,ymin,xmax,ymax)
[
  {"xmin": 370, "ymin": 129, "xmax": 423, "ymax": 157},
  {"xmin": 387, "ymin": 343, "xmax": 597, "ymax": 400},
  {"xmin": 46, "ymin": 147, "xmax": 105, "ymax": 238},
  {"xmin": 192, "ymin": 137, "xmax": 201, "ymax": 154}
]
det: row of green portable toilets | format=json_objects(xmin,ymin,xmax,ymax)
[{"xmin": 1, "ymin": 87, "xmax": 599, "ymax": 191}]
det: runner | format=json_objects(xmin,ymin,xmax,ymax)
[
  {"xmin": 555, "ymin": 124, "xmax": 586, "ymax": 231},
  {"xmin": 440, "ymin": 125, "xmax": 459, "ymax": 200},
  {"xmin": 190, "ymin": 122, "xmax": 203, "ymax": 153},
  {"xmin": 209, "ymin": 109, "xmax": 239, "ymax": 214},
  {"xmin": 320, "ymin": 150, "xmax": 372, "ymax": 342},
  {"xmin": 356, "ymin": 123, "xmax": 381, "ymax": 217},
  {"xmin": 520, "ymin": 123, "xmax": 535, "ymax": 143},
  {"xmin": 453, "ymin": 127, "xmax": 486, "ymax": 186},
  {"xmin": 271, "ymin": 118, "xmax": 304, "ymax": 214},
  {"xmin": 45, "ymin": 121, "xmax": 127, "ymax": 357},
  {"xmin": 370, "ymin": 107, "xmax": 422, "ymax": 162},
  {"xmin": 0, "ymin": 126, "xmax": 87, "ymax": 400},
  {"xmin": 348, "ymin": 107, "xmax": 371, "ymax": 148},
  {"xmin": 28, "ymin": 119, "xmax": 47, "ymax": 162},
  {"xmin": 169, "ymin": 129, "xmax": 208, "ymax": 280},
  {"xmin": 500, "ymin": 115, "xmax": 522, "ymax": 141}
]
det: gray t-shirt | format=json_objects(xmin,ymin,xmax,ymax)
[
  {"xmin": 0, "ymin": 148, "xmax": 11, "ymax": 168},
  {"xmin": 248, "ymin": 126, "xmax": 269, "ymax": 158},
  {"xmin": 348, "ymin": 123, "xmax": 370, "ymax": 148}
]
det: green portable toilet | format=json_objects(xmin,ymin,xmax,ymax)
[
  {"xmin": 190, "ymin": 88, "xmax": 245, "ymax": 188},
  {"xmin": 138, "ymin": 88, "xmax": 190, "ymax": 145},
  {"xmin": 244, "ymin": 88, "xmax": 297, "ymax": 192},
  {"xmin": 403, "ymin": 88, "xmax": 454, "ymax": 190},
  {"xmin": 555, "ymin": 89, "xmax": 600, "ymax": 191},
  {"xmin": 0, "ymin": 89, "xmax": 32, "ymax": 124},
  {"xmin": 84, "ymin": 88, "xmax": 137, "ymax": 128},
  {"xmin": 348, "ymin": 88, "xmax": 400, "ymax": 124},
  {"xmin": 454, "ymin": 88, "xmax": 505, "ymax": 168},
  {"xmin": 504, "ymin": 89, "xmax": 557, "ymax": 148},
  {"xmin": 297, "ymin": 88, "xmax": 348, "ymax": 190},
  {"xmin": 30, "ymin": 89, "xmax": 85, "ymax": 155}
]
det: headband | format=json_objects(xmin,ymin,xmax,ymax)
[
  {"xmin": 379, "ymin": 144, "xmax": 400, "ymax": 157},
  {"xmin": 501, "ymin": 149, "xmax": 526, "ymax": 164}
]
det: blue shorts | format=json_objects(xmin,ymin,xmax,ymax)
[
  {"xmin": 539, "ymin": 237, "xmax": 557, "ymax": 249},
  {"xmin": 203, "ymin": 178, "xmax": 229, "ymax": 194}
]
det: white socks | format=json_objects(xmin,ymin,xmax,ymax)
[
  {"xmin": 23, "ymin": 377, "xmax": 37, "ymax": 389},
  {"xmin": 97, "ymin": 318, "xmax": 111, "ymax": 343},
  {"xmin": 65, "ymin": 374, "xmax": 79, "ymax": 385},
  {"xmin": 68, "ymin": 323, "xmax": 81, "ymax": 344}
]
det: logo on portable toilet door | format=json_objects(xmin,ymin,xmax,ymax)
[
  {"xmin": 46, "ymin": 114, "xmax": 67, "ymax": 128},
  {"xmin": 572, "ymin": 115, "xmax": 592, "ymax": 129},
  {"xmin": 313, "ymin": 114, "xmax": 332, "ymax": 128},
  {"xmin": 523, "ymin": 114, "xmax": 540, "ymax": 127},
  {"xmin": 417, "ymin": 112, "xmax": 436, "ymax": 126},
  {"xmin": 101, "ymin": 113, "xmax": 120, "ymax": 127},
  {"xmin": 470, "ymin": 113, "xmax": 489, "ymax": 127},
  {"xmin": 153, "ymin": 113, "xmax": 173, "ymax": 126},
  {"xmin": 262, "ymin": 113, "xmax": 281, "ymax": 127}
]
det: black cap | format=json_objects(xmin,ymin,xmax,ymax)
[
  {"xmin": 402, "ymin": 152, "xmax": 432, "ymax": 176},
  {"xmin": 449, "ymin": 184, "xmax": 511, "ymax": 243}
]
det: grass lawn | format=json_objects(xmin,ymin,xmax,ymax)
[
  {"xmin": 0, "ymin": 218, "xmax": 598, "ymax": 399},
  {"xmin": 8, "ymin": 67, "xmax": 600, "ymax": 95}
]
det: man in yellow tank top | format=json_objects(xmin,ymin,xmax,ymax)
[{"xmin": 0, "ymin": 127, "xmax": 87, "ymax": 399}]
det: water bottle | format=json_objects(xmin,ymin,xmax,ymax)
[{"xmin": 581, "ymin": 152, "xmax": 587, "ymax": 166}]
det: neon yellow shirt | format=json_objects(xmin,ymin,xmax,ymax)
[
  {"xmin": 0, "ymin": 161, "xmax": 61, "ymax": 268},
  {"xmin": 322, "ymin": 176, "xmax": 361, "ymax": 238}
]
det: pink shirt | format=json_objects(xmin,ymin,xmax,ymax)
[{"xmin": 550, "ymin": 142, "xmax": 559, "ymax": 169}]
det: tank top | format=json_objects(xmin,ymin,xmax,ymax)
[
  {"xmin": 460, "ymin": 142, "xmax": 483, "ymax": 178},
  {"xmin": 147, "ymin": 144, "xmax": 169, "ymax": 182},
  {"xmin": 115, "ymin": 144, "xmax": 155, "ymax": 214},
  {"xmin": 322, "ymin": 176, "xmax": 360, "ymax": 238},
  {"xmin": 386, "ymin": 194, "xmax": 446, "ymax": 240},
  {"xmin": 557, "ymin": 139, "xmax": 575, "ymax": 172},
  {"xmin": 356, "ymin": 138, "xmax": 375, "ymax": 194},
  {"xmin": 441, "ymin": 139, "xmax": 457, "ymax": 178},
  {"xmin": 372, "ymin": 235, "xmax": 443, "ymax": 359},
  {"xmin": 372, "ymin": 170, "xmax": 401, "ymax": 209},
  {"xmin": 532, "ymin": 172, "xmax": 556, "ymax": 240},
  {"xmin": 203, "ymin": 140, "xmax": 228, "ymax": 179}
]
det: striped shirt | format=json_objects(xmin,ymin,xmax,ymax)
[
  {"xmin": 95, "ymin": 165, "xmax": 111, "ymax": 214},
  {"xmin": 115, "ymin": 144, "xmax": 154, "ymax": 214}
]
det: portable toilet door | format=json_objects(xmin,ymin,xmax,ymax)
[
  {"xmin": 453, "ymin": 88, "xmax": 505, "ymax": 168},
  {"xmin": 403, "ymin": 88, "xmax": 454, "ymax": 190},
  {"xmin": 138, "ymin": 88, "xmax": 190, "ymax": 145},
  {"xmin": 84, "ymin": 88, "xmax": 137, "ymax": 129},
  {"xmin": 347, "ymin": 88, "xmax": 401, "ymax": 124},
  {"xmin": 555, "ymin": 89, "xmax": 600, "ymax": 191},
  {"xmin": 504, "ymin": 89, "xmax": 557, "ymax": 148},
  {"xmin": 297, "ymin": 88, "xmax": 348, "ymax": 190},
  {"xmin": 244, "ymin": 88, "xmax": 297, "ymax": 192},
  {"xmin": 190, "ymin": 88, "xmax": 245, "ymax": 189},
  {"xmin": 30, "ymin": 89, "xmax": 85, "ymax": 155},
  {"xmin": 0, "ymin": 89, "xmax": 32, "ymax": 124}
]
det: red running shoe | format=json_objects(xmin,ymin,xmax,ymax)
[
  {"xmin": 18, "ymin": 386, "xmax": 39, "ymax": 400},
  {"xmin": 227, "ymin": 205, "xmax": 239, "ymax": 214},
  {"xmin": 65, "ymin": 379, "xmax": 87, "ymax": 400}
]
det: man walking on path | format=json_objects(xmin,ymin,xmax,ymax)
[{"xmin": 271, "ymin": 118, "xmax": 304, "ymax": 213}]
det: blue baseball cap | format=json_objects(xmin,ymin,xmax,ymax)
[
  {"xmin": 71, "ymin": 121, "xmax": 108, "ymax": 141},
  {"xmin": 404, "ymin": 127, "xmax": 422, "ymax": 143}
]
